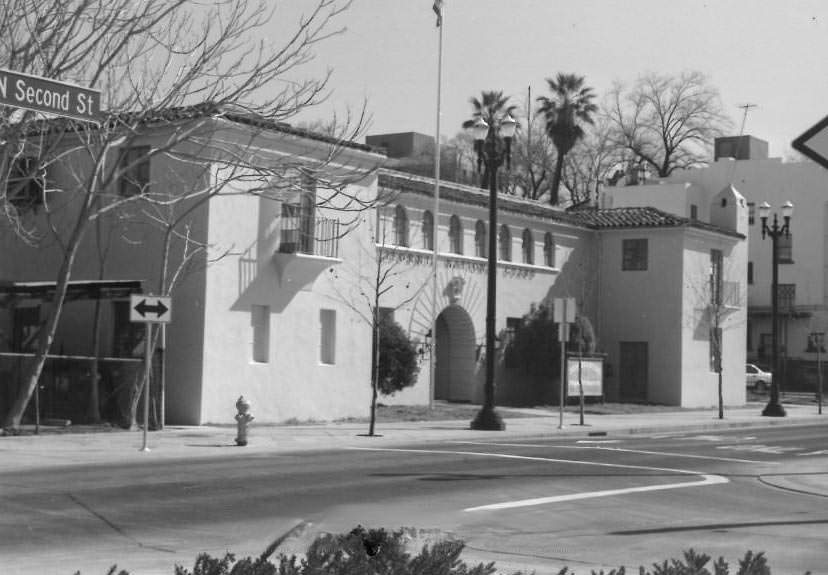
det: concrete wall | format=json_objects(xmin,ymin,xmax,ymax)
[
  {"xmin": 197, "ymin": 169, "xmax": 379, "ymax": 424},
  {"xmin": 597, "ymin": 229, "xmax": 685, "ymax": 405},
  {"xmin": 662, "ymin": 156, "xmax": 828, "ymax": 367}
]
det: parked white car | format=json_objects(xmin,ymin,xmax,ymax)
[{"xmin": 746, "ymin": 363, "xmax": 772, "ymax": 393}]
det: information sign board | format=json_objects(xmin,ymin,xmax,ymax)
[{"xmin": 566, "ymin": 357, "xmax": 603, "ymax": 397}]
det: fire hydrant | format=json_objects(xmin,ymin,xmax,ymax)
[{"xmin": 235, "ymin": 396, "xmax": 254, "ymax": 446}]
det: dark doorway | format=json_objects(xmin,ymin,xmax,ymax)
[
  {"xmin": 619, "ymin": 341, "xmax": 648, "ymax": 401},
  {"xmin": 434, "ymin": 304, "xmax": 476, "ymax": 402}
]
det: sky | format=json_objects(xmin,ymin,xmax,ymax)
[{"xmin": 272, "ymin": 0, "xmax": 828, "ymax": 159}]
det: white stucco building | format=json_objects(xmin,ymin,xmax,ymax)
[
  {"xmin": 0, "ymin": 118, "xmax": 748, "ymax": 426},
  {"xmin": 603, "ymin": 135, "xmax": 827, "ymax": 391}
]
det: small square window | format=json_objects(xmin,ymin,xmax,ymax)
[
  {"xmin": 622, "ymin": 239, "xmax": 648, "ymax": 271},
  {"xmin": 118, "ymin": 146, "xmax": 151, "ymax": 196},
  {"xmin": 6, "ymin": 157, "xmax": 45, "ymax": 212}
]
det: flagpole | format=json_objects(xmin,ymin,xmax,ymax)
[{"xmin": 429, "ymin": 2, "xmax": 444, "ymax": 410}]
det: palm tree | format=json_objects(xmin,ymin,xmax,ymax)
[
  {"xmin": 462, "ymin": 90, "xmax": 517, "ymax": 189},
  {"xmin": 537, "ymin": 74, "xmax": 597, "ymax": 205}
]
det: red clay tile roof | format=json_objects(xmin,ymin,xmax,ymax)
[
  {"xmin": 21, "ymin": 102, "xmax": 376, "ymax": 153},
  {"xmin": 568, "ymin": 206, "xmax": 744, "ymax": 238},
  {"xmin": 379, "ymin": 171, "xmax": 744, "ymax": 239}
]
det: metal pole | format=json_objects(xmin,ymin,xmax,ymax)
[
  {"xmin": 559, "ymin": 324, "xmax": 566, "ymax": 429},
  {"xmin": 763, "ymin": 216, "xmax": 785, "ymax": 416},
  {"xmin": 471, "ymin": 135, "xmax": 504, "ymax": 430},
  {"xmin": 429, "ymin": 11, "xmax": 443, "ymax": 411},
  {"xmin": 818, "ymin": 338, "xmax": 823, "ymax": 415},
  {"xmin": 140, "ymin": 323, "xmax": 151, "ymax": 451}
]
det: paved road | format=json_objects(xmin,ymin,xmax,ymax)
[{"xmin": 1, "ymin": 423, "xmax": 826, "ymax": 574}]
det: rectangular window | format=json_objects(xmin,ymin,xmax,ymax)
[
  {"xmin": 690, "ymin": 204, "xmax": 698, "ymax": 220},
  {"xmin": 710, "ymin": 249, "xmax": 723, "ymax": 306},
  {"xmin": 112, "ymin": 301, "xmax": 145, "ymax": 357},
  {"xmin": 251, "ymin": 304, "xmax": 270, "ymax": 363},
  {"xmin": 378, "ymin": 307, "xmax": 394, "ymax": 323},
  {"xmin": 807, "ymin": 332, "xmax": 826, "ymax": 353},
  {"xmin": 6, "ymin": 157, "xmax": 45, "ymax": 212},
  {"xmin": 118, "ymin": 146, "xmax": 151, "ymax": 196},
  {"xmin": 777, "ymin": 234, "xmax": 793, "ymax": 264},
  {"xmin": 622, "ymin": 238, "xmax": 648, "ymax": 271},
  {"xmin": 758, "ymin": 333, "xmax": 771, "ymax": 359},
  {"xmin": 777, "ymin": 283, "xmax": 795, "ymax": 312},
  {"xmin": 747, "ymin": 202, "xmax": 755, "ymax": 225},
  {"xmin": 12, "ymin": 306, "xmax": 40, "ymax": 352},
  {"xmin": 320, "ymin": 309, "xmax": 336, "ymax": 365},
  {"xmin": 747, "ymin": 261, "xmax": 754, "ymax": 285}
]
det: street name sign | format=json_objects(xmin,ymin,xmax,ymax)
[
  {"xmin": 792, "ymin": 114, "xmax": 828, "ymax": 170},
  {"xmin": 130, "ymin": 295, "xmax": 172, "ymax": 323},
  {"xmin": 0, "ymin": 68, "xmax": 100, "ymax": 122}
]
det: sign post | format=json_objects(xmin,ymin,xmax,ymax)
[
  {"xmin": 0, "ymin": 68, "xmax": 100, "ymax": 122},
  {"xmin": 553, "ymin": 297, "xmax": 576, "ymax": 429},
  {"xmin": 130, "ymin": 295, "xmax": 171, "ymax": 451}
]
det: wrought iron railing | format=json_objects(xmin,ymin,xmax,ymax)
[{"xmin": 278, "ymin": 216, "xmax": 340, "ymax": 258}]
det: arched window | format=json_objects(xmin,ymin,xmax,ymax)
[
  {"xmin": 544, "ymin": 232, "xmax": 555, "ymax": 267},
  {"xmin": 522, "ymin": 228, "xmax": 534, "ymax": 265},
  {"xmin": 422, "ymin": 210, "xmax": 434, "ymax": 251},
  {"xmin": 394, "ymin": 205, "xmax": 409, "ymax": 247},
  {"xmin": 449, "ymin": 214, "xmax": 463, "ymax": 255},
  {"xmin": 499, "ymin": 224, "xmax": 511, "ymax": 262},
  {"xmin": 475, "ymin": 220, "xmax": 487, "ymax": 258}
]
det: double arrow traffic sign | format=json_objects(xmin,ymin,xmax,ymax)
[{"xmin": 130, "ymin": 294, "xmax": 172, "ymax": 323}]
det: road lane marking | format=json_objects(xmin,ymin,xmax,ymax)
[
  {"xmin": 576, "ymin": 439, "xmax": 621, "ymax": 444},
  {"xmin": 464, "ymin": 474, "xmax": 727, "ymax": 511},
  {"xmin": 346, "ymin": 447, "xmax": 729, "ymax": 512},
  {"xmin": 452, "ymin": 441, "xmax": 777, "ymax": 464}
]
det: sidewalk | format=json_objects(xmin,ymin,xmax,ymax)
[{"xmin": 1, "ymin": 401, "xmax": 825, "ymax": 473}]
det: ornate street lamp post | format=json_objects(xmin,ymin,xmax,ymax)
[
  {"xmin": 758, "ymin": 200, "xmax": 793, "ymax": 417},
  {"xmin": 469, "ymin": 113, "xmax": 516, "ymax": 430}
]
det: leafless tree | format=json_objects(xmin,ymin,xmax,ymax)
[
  {"xmin": 561, "ymin": 117, "xmax": 623, "ymax": 207},
  {"xmin": 0, "ymin": 0, "xmax": 381, "ymax": 431},
  {"xmin": 326, "ymin": 206, "xmax": 429, "ymax": 436},
  {"xmin": 508, "ymin": 109, "xmax": 555, "ymax": 201},
  {"xmin": 605, "ymin": 71, "xmax": 733, "ymax": 178}
]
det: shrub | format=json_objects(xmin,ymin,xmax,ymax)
[
  {"xmin": 375, "ymin": 317, "xmax": 420, "ymax": 396},
  {"xmin": 76, "ymin": 533, "xmax": 814, "ymax": 575}
]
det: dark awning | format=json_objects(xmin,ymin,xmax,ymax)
[{"xmin": 0, "ymin": 280, "xmax": 144, "ymax": 305}]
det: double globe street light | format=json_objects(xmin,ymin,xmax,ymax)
[
  {"xmin": 468, "ymin": 112, "xmax": 516, "ymax": 431},
  {"xmin": 758, "ymin": 200, "xmax": 794, "ymax": 417}
]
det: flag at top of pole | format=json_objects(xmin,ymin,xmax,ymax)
[{"xmin": 433, "ymin": 0, "xmax": 443, "ymax": 27}]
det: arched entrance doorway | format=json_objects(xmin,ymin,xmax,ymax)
[{"xmin": 434, "ymin": 304, "xmax": 477, "ymax": 402}]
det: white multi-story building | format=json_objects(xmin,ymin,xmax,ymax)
[
  {"xmin": 0, "ymin": 119, "xmax": 748, "ymax": 426},
  {"xmin": 603, "ymin": 135, "xmax": 828, "ymax": 391}
]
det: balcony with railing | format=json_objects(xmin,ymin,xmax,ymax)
[
  {"xmin": 277, "ymin": 215, "xmax": 340, "ymax": 258},
  {"xmin": 272, "ymin": 215, "xmax": 342, "ymax": 289}
]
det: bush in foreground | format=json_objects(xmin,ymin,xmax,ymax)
[{"xmin": 77, "ymin": 527, "xmax": 813, "ymax": 575}]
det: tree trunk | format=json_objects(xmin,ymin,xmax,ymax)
[
  {"xmin": 368, "ymin": 314, "xmax": 380, "ymax": 436},
  {"xmin": 2, "ymin": 216, "xmax": 88, "ymax": 430},
  {"xmin": 550, "ymin": 153, "xmax": 565, "ymax": 206},
  {"xmin": 87, "ymin": 297, "xmax": 103, "ymax": 423}
]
